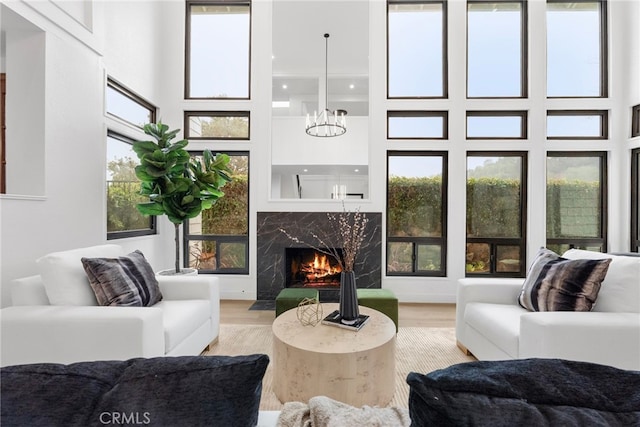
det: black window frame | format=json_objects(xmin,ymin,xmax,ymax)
[
  {"xmin": 185, "ymin": 0, "xmax": 252, "ymax": 100},
  {"xmin": 106, "ymin": 77, "xmax": 157, "ymax": 128},
  {"xmin": 386, "ymin": 150, "xmax": 448, "ymax": 277},
  {"xmin": 466, "ymin": 151, "xmax": 528, "ymax": 278},
  {"xmin": 466, "ymin": 111, "xmax": 528, "ymax": 140},
  {"xmin": 183, "ymin": 150, "xmax": 250, "ymax": 274},
  {"xmin": 546, "ymin": 110, "xmax": 608, "ymax": 140},
  {"xmin": 632, "ymin": 147, "xmax": 639, "ymax": 252},
  {"xmin": 546, "ymin": 0, "xmax": 608, "ymax": 99},
  {"xmin": 387, "ymin": 111, "xmax": 449, "ymax": 140},
  {"xmin": 546, "ymin": 151, "xmax": 608, "ymax": 252},
  {"xmin": 632, "ymin": 105, "xmax": 640, "ymax": 138},
  {"xmin": 106, "ymin": 130, "xmax": 157, "ymax": 240},
  {"xmin": 387, "ymin": 0, "xmax": 448, "ymax": 99},
  {"xmin": 466, "ymin": 0, "xmax": 528, "ymax": 99},
  {"xmin": 184, "ymin": 111, "xmax": 251, "ymax": 140}
]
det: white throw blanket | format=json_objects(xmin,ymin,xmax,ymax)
[{"xmin": 276, "ymin": 396, "xmax": 410, "ymax": 427}]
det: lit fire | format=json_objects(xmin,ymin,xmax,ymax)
[{"xmin": 300, "ymin": 253, "xmax": 341, "ymax": 281}]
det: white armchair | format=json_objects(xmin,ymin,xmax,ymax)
[
  {"xmin": 456, "ymin": 250, "xmax": 640, "ymax": 371},
  {"xmin": 1, "ymin": 245, "xmax": 220, "ymax": 367}
]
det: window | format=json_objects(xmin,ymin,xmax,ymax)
[
  {"xmin": 387, "ymin": 152, "xmax": 448, "ymax": 276},
  {"xmin": 106, "ymin": 131, "xmax": 156, "ymax": 239},
  {"xmin": 467, "ymin": 0, "xmax": 526, "ymax": 98},
  {"xmin": 184, "ymin": 111, "xmax": 250, "ymax": 140},
  {"xmin": 184, "ymin": 152, "xmax": 249, "ymax": 273},
  {"xmin": 546, "ymin": 152, "xmax": 607, "ymax": 253},
  {"xmin": 387, "ymin": 111, "xmax": 448, "ymax": 139},
  {"xmin": 106, "ymin": 78, "xmax": 156, "ymax": 128},
  {"xmin": 466, "ymin": 111, "xmax": 527, "ymax": 139},
  {"xmin": 387, "ymin": 0, "xmax": 447, "ymax": 98},
  {"xmin": 466, "ymin": 152, "xmax": 527, "ymax": 276},
  {"xmin": 632, "ymin": 148, "xmax": 639, "ymax": 252},
  {"xmin": 633, "ymin": 105, "xmax": 640, "ymax": 138},
  {"xmin": 547, "ymin": 110, "xmax": 608, "ymax": 139},
  {"xmin": 547, "ymin": 0, "xmax": 607, "ymax": 97},
  {"xmin": 186, "ymin": 0, "xmax": 251, "ymax": 99}
]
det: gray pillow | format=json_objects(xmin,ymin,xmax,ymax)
[
  {"xmin": 81, "ymin": 250, "xmax": 162, "ymax": 307},
  {"xmin": 518, "ymin": 248, "xmax": 611, "ymax": 311}
]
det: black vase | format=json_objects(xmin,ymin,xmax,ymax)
[{"xmin": 339, "ymin": 271, "xmax": 359, "ymax": 324}]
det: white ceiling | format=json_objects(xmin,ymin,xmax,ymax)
[{"xmin": 272, "ymin": 0, "xmax": 370, "ymax": 76}]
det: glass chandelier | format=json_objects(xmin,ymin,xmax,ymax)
[{"xmin": 305, "ymin": 33, "xmax": 347, "ymax": 137}]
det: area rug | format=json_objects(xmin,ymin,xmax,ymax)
[{"xmin": 205, "ymin": 324, "xmax": 475, "ymax": 410}]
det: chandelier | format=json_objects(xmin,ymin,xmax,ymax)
[{"xmin": 305, "ymin": 33, "xmax": 347, "ymax": 137}]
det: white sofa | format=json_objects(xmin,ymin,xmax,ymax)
[
  {"xmin": 0, "ymin": 244, "xmax": 220, "ymax": 367},
  {"xmin": 456, "ymin": 249, "xmax": 640, "ymax": 371}
]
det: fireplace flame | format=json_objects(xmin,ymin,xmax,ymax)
[{"xmin": 300, "ymin": 253, "xmax": 341, "ymax": 281}]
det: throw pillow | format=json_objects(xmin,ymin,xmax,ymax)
[
  {"xmin": 1, "ymin": 355, "xmax": 270, "ymax": 427},
  {"xmin": 36, "ymin": 244, "xmax": 123, "ymax": 305},
  {"xmin": 563, "ymin": 249, "xmax": 640, "ymax": 313},
  {"xmin": 81, "ymin": 250, "xmax": 162, "ymax": 307},
  {"xmin": 518, "ymin": 248, "xmax": 611, "ymax": 312},
  {"xmin": 407, "ymin": 359, "xmax": 640, "ymax": 426}
]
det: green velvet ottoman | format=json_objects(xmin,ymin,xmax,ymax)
[
  {"xmin": 357, "ymin": 288, "xmax": 399, "ymax": 332},
  {"xmin": 275, "ymin": 288, "xmax": 319, "ymax": 317}
]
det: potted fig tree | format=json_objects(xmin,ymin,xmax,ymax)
[{"xmin": 133, "ymin": 121, "xmax": 231, "ymax": 274}]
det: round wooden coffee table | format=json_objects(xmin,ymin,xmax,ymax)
[{"xmin": 272, "ymin": 303, "xmax": 396, "ymax": 406}]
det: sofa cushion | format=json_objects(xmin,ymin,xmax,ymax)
[
  {"xmin": 464, "ymin": 302, "xmax": 524, "ymax": 358},
  {"xmin": 37, "ymin": 245, "xmax": 123, "ymax": 306},
  {"xmin": 518, "ymin": 248, "xmax": 611, "ymax": 312},
  {"xmin": 155, "ymin": 300, "xmax": 211, "ymax": 353},
  {"xmin": 407, "ymin": 358, "xmax": 640, "ymax": 426},
  {"xmin": 563, "ymin": 249, "xmax": 640, "ymax": 313},
  {"xmin": 1, "ymin": 355, "xmax": 270, "ymax": 427},
  {"xmin": 81, "ymin": 250, "xmax": 162, "ymax": 307}
]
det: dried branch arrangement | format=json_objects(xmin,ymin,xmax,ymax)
[{"xmin": 280, "ymin": 207, "xmax": 369, "ymax": 272}]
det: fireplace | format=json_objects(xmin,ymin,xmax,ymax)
[
  {"xmin": 285, "ymin": 248, "xmax": 343, "ymax": 288},
  {"xmin": 257, "ymin": 211, "xmax": 383, "ymax": 301}
]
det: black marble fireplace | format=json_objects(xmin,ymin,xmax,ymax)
[{"xmin": 257, "ymin": 211, "xmax": 382, "ymax": 301}]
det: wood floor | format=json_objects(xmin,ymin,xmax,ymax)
[{"xmin": 220, "ymin": 300, "xmax": 456, "ymax": 328}]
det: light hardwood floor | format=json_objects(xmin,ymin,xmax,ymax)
[{"xmin": 220, "ymin": 300, "xmax": 456, "ymax": 328}]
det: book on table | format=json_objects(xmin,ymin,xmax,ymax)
[{"xmin": 321, "ymin": 310, "xmax": 370, "ymax": 331}]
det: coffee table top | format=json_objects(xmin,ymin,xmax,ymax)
[{"xmin": 272, "ymin": 303, "xmax": 395, "ymax": 354}]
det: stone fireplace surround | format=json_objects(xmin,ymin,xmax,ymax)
[{"xmin": 257, "ymin": 211, "xmax": 382, "ymax": 301}]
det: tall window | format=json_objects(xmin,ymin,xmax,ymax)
[
  {"xmin": 105, "ymin": 78, "xmax": 157, "ymax": 240},
  {"xmin": 106, "ymin": 131, "xmax": 156, "ymax": 239},
  {"xmin": 546, "ymin": 152, "xmax": 607, "ymax": 253},
  {"xmin": 387, "ymin": 0, "xmax": 447, "ymax": 98},
  {"xmin": 547, "ymin": 0, "xmax": 607, "ymax": 97},
  {"xmin": 633, "ymin": 105, "xmax": 640, "ymax": 138},
  {"xmin": 387, "ymin": 152, "xmax": 448, "ymax": 276},
  {"xmin": 184, "ymin": 152, "xmax": 249, "ymax": 273},
  {"xmin": 467, "ymin": 0, "xmax": 526, "ymax": 98},
  {"xmin": 466, "ymin": 152, "xmax": 527, "ymax": 277},
  {"xmin": 1, "ymin": 74, "xmax": 5, "ymax": 194},
  {"xmin": 186, "ymin": 0, "xmax": 251, "ymax": 99},
  {"xmin": 632, "ymin": 148, "xmax": 639, "ymax": 252},
  {"xmin": 106, "ymin": 78, "xmax": 156, "ymax": 128}
]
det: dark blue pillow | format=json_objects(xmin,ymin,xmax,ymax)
[
  {"xmin": 407, "ymin": 358, "xmax": 640, "ymax": 427},
  {"xmin": 1, "ymin": 355, "xmax": 269, "ymax": 427}
]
